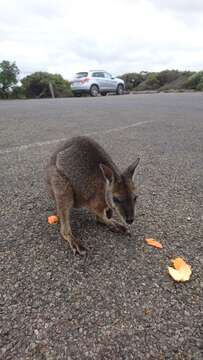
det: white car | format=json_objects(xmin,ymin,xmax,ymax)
[{"xmin": 70, "ymin": 70, "xmax": 125, "ymax": 97}]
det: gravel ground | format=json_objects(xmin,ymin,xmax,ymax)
[{"xmin": 0, "ymin": 93, "xmax": 203, "ymax": 359}]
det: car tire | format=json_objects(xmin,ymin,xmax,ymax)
[
  {"xmin": 101, "ymin": 92, "xmax": 107, "ymax": 96},
  {"xmin": 90, "ymin": 85, "xmax": 99, "ymax": 97},
  {"xmin": 116, "ymin": 84, "xmax": 124, "ymax": 95}
]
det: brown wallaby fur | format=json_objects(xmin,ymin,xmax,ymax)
[{"xmin": 46, "ymin": 136, "xmax": 140, "ymax": 255}]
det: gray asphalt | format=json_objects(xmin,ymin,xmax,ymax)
[{"xmin": 0, "ymin": 93, "xmax": 202, "ymax": 359}]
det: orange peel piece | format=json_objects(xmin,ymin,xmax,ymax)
[
  {"xmin": 48, "ymin": 215, "xmax": 59, "ymax": 224},
  {"xmin": 168, "ymin": 257, "xmax": 192, "ymax": 282},
  {"xmin": 145, "ymin": 238, "xmax": 163, "ymax": 249}
]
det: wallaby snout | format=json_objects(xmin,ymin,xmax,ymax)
[{"xmin": 126, "ymin": 217, "xmax": 134, "ymax": 225}]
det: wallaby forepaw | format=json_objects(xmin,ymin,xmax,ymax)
[
  {"xmin": 110, "ymin": 221, "xmax": 128, "ymax": 234},
  {"xmin": 60, "ymin": 230, "xmax": 87, "ymax": 256}
]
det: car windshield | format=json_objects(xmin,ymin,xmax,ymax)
[{"xmin": 75, "ymin": 72, "xmax": 88, "ymax": 78}]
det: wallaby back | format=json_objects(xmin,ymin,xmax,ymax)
[{"xmin": 49, "ymin": 136, "xmax": 121, "ymax": 201}]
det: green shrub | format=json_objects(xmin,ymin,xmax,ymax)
[
  {"xmin": 145, "ymin": 73, "xmax": 160, "ymax": 89},
  {"xmin": 196, "ymin": 80, "xmax": 203, "ymax": 91},
  {"xmin": 157, "ymin": 70, "xmax": 180, "ymax": 86},
  {"xmin": 0, "ymin": 60, "xmax": 20, "ymax": 98},
  {"xmin": 21, "ymin": 72, "xmax": 73, "ymax": 98},
  {"xmin": 185, "ymin": 71, "xmax": 203, "ymax": 90},
  {"xmin": 120, "ymin": 72, "xmax": 146, "ymax": 90},
  {"xmin": 10, "ymin": 86, "xmax": 26, "ymax": 99}
]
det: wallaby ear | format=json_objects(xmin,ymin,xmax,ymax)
[
  {"xmin": 123, "ymin": 157, "xmax": 140, "ymax": 180},
  {"xmin": 100, "ymin": 163, "xmax": 114, "ymax": 184}
]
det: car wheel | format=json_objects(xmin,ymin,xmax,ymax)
[
  {"xmin": 116, "ymin": 84, "xmax": 124, "ymax": 95},
  {"xmin": 90, "ymin": 85, "xmax": 99, "ymax": 97},
  {"xmin": 101, "ymin": 92, "xmax": 107, "ymax": 96}
]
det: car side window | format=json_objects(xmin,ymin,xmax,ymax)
[
  {"xmin": 105, "ymin": 73, "xmax": 112, "ymax": 79},
  {"xmin": 92, "ymin": 72, "xmax": 105, "ymax": 78}
]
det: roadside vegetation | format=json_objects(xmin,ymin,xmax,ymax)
[
  {"xmin": 0, "ymin": 60, "xmax": 72, "ymax": 99},
  {"xmin": 120, "ymin": 69, "xmax": 203, "ymax": 92},
  {"xmin": 0, "ymin": 60, "xmax": 203, "ymax": 99}
]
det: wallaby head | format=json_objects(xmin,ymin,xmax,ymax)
[{"xmin": 100, "ymin": 158, "xmax": 140, "ymax": 224}]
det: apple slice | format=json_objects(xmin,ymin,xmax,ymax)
[{"xmin": 168, "ymin": 257, "xmax": 192, "ymax": 282}]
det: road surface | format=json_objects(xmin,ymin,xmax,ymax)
[{"xmin": 0, "ymin": 93, "xmax": 202, "ymax": 359}]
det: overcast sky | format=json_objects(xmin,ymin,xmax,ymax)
[{"xmin": 0, "ymin": 0, "xmax": 203, "ymax": 79}]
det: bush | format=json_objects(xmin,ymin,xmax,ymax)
[
  {"xmin": 185, "ymin": 71, "xmax": 203, "ymax": 90},
  {"xmin": 10, "ymin": 86, "xmax": 26, "ymax": 99},
  {"xmin": 120, "ymin": 70, "xmax": 203, "ymax": 92},
  {"xmin": 157, "ymin": 70, "xmax": 180, "ymax": 86},
  {"xmin": 21, "ymin": 72, "xmax": 73, "ymax": 98},
  {"xmin": 196, "ymin": 80, "xmax": 203, "ymax": 91},
  {"xmin": 120, "ymin": 72, "xmax": 145, "ymax": 90},
  {"xmin": 0, "ymin": 60, "xmax": 20, "ymax": 98},
  {"xmin": 145, "ymin": 73, "xmax": 160, "ymax": 89}
]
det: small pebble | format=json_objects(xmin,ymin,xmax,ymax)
[
  {"xmin": 1, "ymin": 347, "xmax": 7, "ymax": 355},
  {"xmin": 30, "ymin": 342, "xmax": 36, "ymax": 350}
]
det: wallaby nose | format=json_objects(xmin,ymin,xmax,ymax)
[{"xmin": 126, "ymin": 217, "xmax": 134, "ymax": 225}]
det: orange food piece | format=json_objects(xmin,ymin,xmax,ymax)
[
  {"xmin": 145, "ymin": 238, "xmax": 163, "ymax": 249},
  {"xmin": 48, "ymin": 215, "xmax": 59, "ymax": 224},
  {"xmin": 171, "ymin": 257, "xmax": 187, "ymax": 270},
  {"xmin": 168, "ymin": 257, "xmax": 192, "ymax": 282}
]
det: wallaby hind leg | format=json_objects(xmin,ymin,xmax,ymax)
[{"xmin": 50, "ymin": 168, "xmax": 86, "ymax": 256}]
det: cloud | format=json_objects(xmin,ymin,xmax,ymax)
[
  {"xmin": 149, "ymin": 0, "xmax": 203, "ymax": 14},
  {"xmin": 0, "ymin": 0, "xmax": 202, "ymax": 79},
  {"xmin": 148, "ymin": 0, "xmax": 203, "ymax": 26}
]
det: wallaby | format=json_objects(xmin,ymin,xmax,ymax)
[{"xmin": 46, "ymin": 136, "xmax": 140, "ymax": 255}]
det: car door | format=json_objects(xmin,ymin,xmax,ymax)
[
  {"xmin": 91, "ymin": 72, "xmax": 106, "ymax": 91},
  {"xmin": 104, "ymin": 72, "xmax": 117, "ymax": 91}
]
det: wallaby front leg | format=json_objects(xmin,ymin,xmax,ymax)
[{"xmin": 96, "ymin": 215, "xmax": 128, "ymax": 234}]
